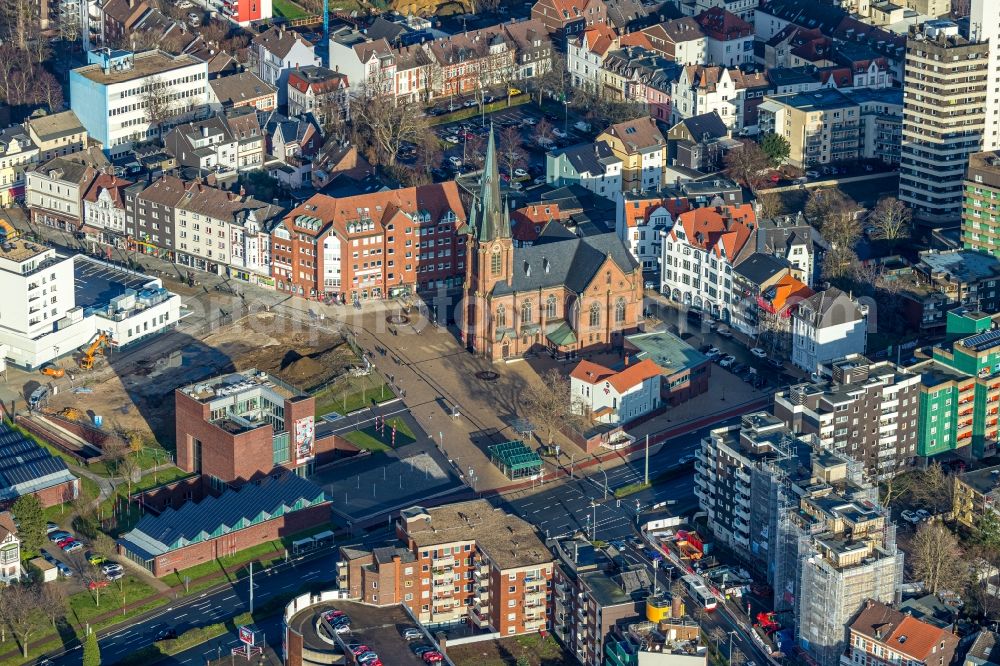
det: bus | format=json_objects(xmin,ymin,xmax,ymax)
[{"xmin": 683, "ymin": 574, "xmax": 718, "ymax": 611}]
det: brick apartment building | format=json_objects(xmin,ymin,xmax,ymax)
[
  {"xmin": 338, "ymin": 500, "xmax": 554, "ymax": 634},
  {"xmin": 175, "ymin": 369, "xmax": 317, "ymax": 483},
  {"xmin": 270, "ymin": 183, "xmax": 467, "ymax": 302}
]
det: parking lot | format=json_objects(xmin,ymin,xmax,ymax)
[
  {"xmin": 74, "ymin": 255, "xmax": 156, "ymax": 311},
  {"xmin": 41, "ymin": 522, "xmax": 130, "ymax": 590},
  {"xmin": 419, "ymin": 103, "xmax": 595, "ymax": 184}
]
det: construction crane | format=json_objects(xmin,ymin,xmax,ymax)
[{"xmin": 78, "ymin": 332, "xmax": 110, "ymax": 370}]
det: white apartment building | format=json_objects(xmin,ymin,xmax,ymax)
[
  {"xmin": 69, "ymin": 49, "xmax": 208, "ymax": 157},
  {"xmin": 568, "ymin": 25, "xmax": 618, "ymax": 91},
  {"xmin": 252, "ymin": 26, "xmax": 320, "ymax": 104},
  {"xmin": 0, "ymin": 514, "xmax": 22, "ymax": 583},
  {"xmin": 569, "ymin": 358, "xmax": 662, "ymax": 425},
  {"xmin": 660, "ymin": 204, "xmax": 757, "ymax": 321},
  {"xmin": 0, "ymin": 232, "xmax": 180, "ymax": 369},
  {"xmin": 898, "ymin": 22, "xmax": 988, "ymax": 226},
  {"xmin": 791, "ymin": 288, "xmax": 868, "ymax": 373},
  {"xmin": 545, "ymin": 142, "xmax": 623, "ymax": 202},
  {"xmin": 616, "ymin": 192, "xmax": 684, "ymax": 273},
  {"xmin": 671, "ymin": 66, "xmax": 738, "ymax": 129},
  {"xmin": 0, "ymin": 126, "xmax": 38, "ymax": 207},
  {"xmin": 971, "ymin": 0, "xmax": 999, "ymax": 152}
]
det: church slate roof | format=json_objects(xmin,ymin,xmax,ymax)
[{"xmin": 492, "ymin": 232, "xmax": 638, "ymax": 296}]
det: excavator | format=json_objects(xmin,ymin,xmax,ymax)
[
  {"xmin": 78, "ymin": 332, "xmax": 110, "ymax": 370},
  {"xmin": 40, "ymin": 364, "xmax": 65, "ymax": 378}
]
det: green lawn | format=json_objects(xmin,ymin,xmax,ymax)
[
  {"xmin": 162, "ymin": 539, "xmax": 285, "ymax": 592},
  {"xmin": 273, "ymin": 0, "xmax": 311, "ymax": 19},
  {"xmin": 313, "ymin": 372, "xmax": 393, "ymax": 417},
  {"xmin": 343, "ymin": 417, "xmax": 415, "ymax": 452},
  {"xmin": 68, "ymin": 575, "xmax": 160, "ymax": 626}
]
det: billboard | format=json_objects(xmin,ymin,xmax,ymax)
[
  {"xmin": 294, "ymin": 415, "xmax": 315, "ymax": 464},
  {"xmin": 239, "ymin": 625, "xmax": 256, "ymax": 646}
]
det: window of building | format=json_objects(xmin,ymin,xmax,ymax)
[
  {"xmin": 589, "ymin": 303, "xmax": 601, "ymax": 327},
  {"xmin": 496, "ymin": 304, "xmax": 507, "ymax": 328},
  {"xmin": 521, "ymin": 300, "xmax": 532, "ymax": 323},
  {"xmin": 615, "ymin": 298, "xmax": 626, "ymax": 323},
  {"xmin": 546, "ymin": 295, "xmax": 556, "ymax": 318},
  {"xmin": 491, "ymin": 248, "xmax": 502, "ymax": 275}
]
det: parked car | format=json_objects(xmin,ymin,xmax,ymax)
[
  {"xmin": 705, "ymin": 347, "xmax": 721, "ymax": 359},
  {"xmin": 413, "ymin": 645, "xmax": 436, "ymax": 656},
  {"xmin": 101, "ymin": 563, "xmax": 124, "ymax": 575},
  {"xmin": 402, "ymin": 628, "xmax": 423, "ymax": 641},
  {"xmin": 731, "ymin": 362, "xmax": 748, "ymax": 375},
  {"xmin": 87, "ymin": 552, "xmax": 106, "ymax": 566},
  {"xmin": 55, "ymin": 536, "xmax": 75, "ymax": 547},
  {"xmin": 443, "ymin": 135, "xmax": 460, "ymax": 144},
  {"xmin": 716, "ymin": 326, "xmax": 732, "ymax": 337},
  {"xmin": 62, "ymin": 541, "xmax": 83, "ymax": 553},
  {"xmin": 422, "ymin": 651, "xmax": 445, "ymax": 663},
  {"xmin": 40, "ymin": 549, "xmax": 55, "ymax": 563},
  {"xmin": 106, "ymin": 570, "xmax": 124, "ymax": 581},
  {"xmin": 678, "ymin": 453, "xmax": 696, "ymax": 465},
  {"xmin": 45, "ymin": 522, "xmax": 59, "ymax": 534},
  {"xmin": 154, "ymin": 628, "xmax": 178, "ymax": 642},
  {"xmin": 49, "ymin": 531, "xmax": 71, "ymax": 543},
  {"xmin": 552, "ymin": 128, "xmax": 568, "ymax": 139},
  {"xmin": 359, "ymin": 652, "xmax": 380, "ymax": 664},
  {"xmin": 56, "ymin": 563, "xmax": 73, "ymax": 577},
  {"xmin": 750, "ymin": 347, "xmax": 767, "ymax": 359},
  {"xmin": 513, "ymin": 168, "xmax": 528, "ymax": 178},
  {"xmin": 766, "ymin": 358, "xmax": 784, "ymax": 370},
  {"xmin": 448, "ymin": 156, "xmax": 463, "ymax": 168},
  {"xmin": 719, "ymin": 355, "xmax": 736, "ymax": 369},
  {"xmin": 900, "ymin": 510, "xmax": 919, "ymax": 525},
  {"xmin": 805, "ymin": 170, "xmax": 820, "ymax": 179},
  {"xmin": 915, "ymin": 509, "xmax": 931, "ymax": 522}
]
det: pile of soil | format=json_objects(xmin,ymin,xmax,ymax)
[{"xmin": 281, "ymin": 354, "xmax": 325, "ymax": 383}]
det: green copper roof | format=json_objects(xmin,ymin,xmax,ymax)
[{"xmin": 472, "ymin": 125, "xmax": 510, "ymax": 243}]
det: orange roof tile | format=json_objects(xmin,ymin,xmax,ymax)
[
  {"xmin": 570, "ymin": 360, "xmax": 616, "ymax": 384},
  {"xmin": 607, "ymin": 358, "xmax": 662, "ymax": 392},
  {"xmin": 767, "ymin": 274, "xmax": 814, "ymax": 314},
  {"xmin": 622, "ymin": 195, "xmax": 690, "ymax": 229},
  {"xmin": 672, "ymin": 205, "xmax": 756, "ymax": 261}
]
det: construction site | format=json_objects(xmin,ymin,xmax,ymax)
[{"xmin": 19, "ymin": 310, "xmax": 368, "ymax": 451}]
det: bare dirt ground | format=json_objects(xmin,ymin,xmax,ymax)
[{"xmin": 41, "ymin": 312, "xmax": 361, "ymax": 448}]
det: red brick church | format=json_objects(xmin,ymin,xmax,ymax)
[{"xmin": 461, "ymin": 128, "xmax": 644, "ymax": 361}]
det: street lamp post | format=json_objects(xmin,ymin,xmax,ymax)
[{"xmin": 600, "ymin": 465, "xmax": 608, "ymax": 500}]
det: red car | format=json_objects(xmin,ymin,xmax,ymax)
[
  {"xmin": 350, "ymin": 645, "xmax": 370, "ymax": 656},
  {"xmin": 55, "ymin": 536, "xmax": 75, "ymax": 547},
  {"xmin": 423, "ymin": 652, "xmax": 444, "ymax": 663}
]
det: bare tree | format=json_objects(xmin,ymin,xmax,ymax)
[
  {"xmin": 353, "ymin": 70, "xmax": 430, "ymax": 168},
  {"xmin": 731, "ymin": 648, "xmax": 746, "ymax": 666},
  {"xmin": 0, "ymin": 584, "xmax": 44, "ymax": 658},
  {"xmin": 534, "ymin": 119, "xmax": 555, "ymax": 144},
  {"xmin": 755, "ymin": 191, "xmax": 784, "ymax": 220},
  {"xmin": 37, "ymin": 70, "xmax": 64, "ymax": 113},
  {"xmin": 497, "ymin": 125, "xmax": 526, "ymax": 180},
  {"xmin": 0, "ymin": 0, "xmax": 38, "ymax": 51},
  {"xmin": 724, "ymin": 142, "xmax": 770, "ymax": 193},
  {"xmin": 909, "ymin": 462, "xmax": 955, "ymax": 515},
  {"xmin": 821, "ymin": 244, "xmax": 859, "ymax": 281},
  {"xmin": 868, "ymin": 196, "xmax": 911, "ymax": 248},
  {"xmin": 709, "ymin": 626, "xmax": 727, "ymax": 650},
  {"xmin": 523, "ymin": 368, "xmax": 581, "ymax": 445},
  {"xmin": 38, "ymin": 585, "xmax": 67, "ymax": 629},
  {"xmin": 805, "ymin": 188, "xmax": 861, "ymax": 247},
  {"xmin": 464, "ymin": 133, "xmax": 486, "ymax": 169},
  {"xmin": 534, "ymin": 51, "xmax": 566, "ymax": 104},
  {"xmin": 141, "ymin": 76, "xmax": 175, "ymax": 139},
  {"xmin": 910, "ymin": 522, "xmax": 966, "ymax": 594}
]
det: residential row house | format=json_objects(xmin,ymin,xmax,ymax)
[
  {"xmin": 251, "ymin": 26, "xmax": 320, "ymax": 106},
  {"xmin": 163, "ymin": 108, "xmax": 266, "ymax": 176},
  {"xmin": 596, "ymin": 116, "xmax": 668, "ymax": 193},
  {"xmin": 287, "ymin": 66, "xmax": 350, "ymax": 128}
]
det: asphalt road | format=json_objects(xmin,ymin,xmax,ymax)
[
  {"xmin": 34, "ymin": 550, "xmax": 338, "ymax": 666},
  {"xmin": 497, "ymin": 416, "xmax": 741, "ymax": 542}
]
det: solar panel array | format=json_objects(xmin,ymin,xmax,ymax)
[
  {"xmin": 0, "ymin": 424, "xmax": 74, "ymax": 493},
  {"xmin": 962, "ymin": 328, "xmax": 1000, "ymax": 352}
]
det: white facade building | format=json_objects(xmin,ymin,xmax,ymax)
[
  {"xmin": 660, "ymin": 205, "xmax": 757, "ymax": 321},
  {"xmin": 791, "ymin": 288, "xmax": 868, "ymax": 373},
  {"xmin": 568, "ymin": 25, "xmax": 617, "ymax": 91},
  {"xmin": 971, "ymin": 0, "xmax": 1000, "ymax": 151},
  {"xmin": 69, "ymin": 49, "xmax": 208, "ymax": 157},
  {"xmin": 671, "ymin": 66, "xmax": 738, "ymax": 129},
  {"xmin": 570, "ymin": 358, "xmax": 662, "ymax": 425},
  {"xmin": 0, "ymin": 513, "xmax": 21, "ymax": 583},
  {"xmin": 252, "ymin": 26, "xmax": 320, "ymax": 105},
  {"xmin": 0, "ymin": 234, "xmax": 181, "ymax": 369},
  {"xmin": 616, "ymin": 192, "xmax": 682, "ymax": 273},
  {"xmin": 546, "ymin": 142, "xmax": 623, "ymax": 202}
]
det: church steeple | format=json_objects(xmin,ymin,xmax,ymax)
[{"xmin": 472, "ymin": 124, "xmax": 510, "ymax": 243}]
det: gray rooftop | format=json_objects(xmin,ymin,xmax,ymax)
[{"xmin": 119, "ymin": 473, "xmax": 327, "ymax": 559}]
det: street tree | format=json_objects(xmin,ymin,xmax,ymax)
[
  {"xmin": 868, "ymin": 196, "xmax": 911, "ymax": 248},
  {"xmin": 534, "ymin": 119, "xmax": 555, "ymax": 144},
  {"xmin": 11, "ymin": 495, "xmax": 44, "ymax": 554},
  {"xmin": 731, "ymin": 648, "xmax": 746, "ymax": 666},
  {"xmin": 83, "ymin": 630, "xmax": 100, "ymax": 666},
  {"xmin": 523, "ymin": 368, "xmax": 580, "ymax": 446},
  {"xmin": 0, "ymin": 584, "xmax": 44, "ymax": 658},
  {"xmin": 805, "ymin": 188, "xmax": 861, "ymax": 248},
  {"xmin": 464, "ymin": 133, "xmax": 487, "ymax": 169},
  {"xmin": 910, "ymin": 522, "xmax": 966, "ymax": 594},
  {"xmin": 760, "ymin": 133, "xmax": 790, "ymax": 168},
  {"xmin": 39, "ymin": 584, "xmax": 66, "ymax": 629},
  {"xmin": 709, "ymin": 626, "xmax": 727, "ymax": 650},
  {"xmin": 724, "ymin": 142, "xmax": 769, "ymax": 192},
  {"xmin": 498, "ymin": 125, "xmax": 527, "ymax": 180}
]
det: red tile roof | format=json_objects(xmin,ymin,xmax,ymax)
[
  {"xmin": 570, "ymin": 358, "xmax": 662, "ymax": 393},
  {"xmin": 622, "ymin": 195, "xmax": 690, "ymax": 230},
  {"xmin": 849, "ymin": 600, "xmax": 958, "ymax": 665},
  {"xmin": 671, "ymin": 205, "xmax": 756, "ymax": 261},
  {"xmin": 570, "ymin": 360, "xmax": 616, "ymax": 384}
]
